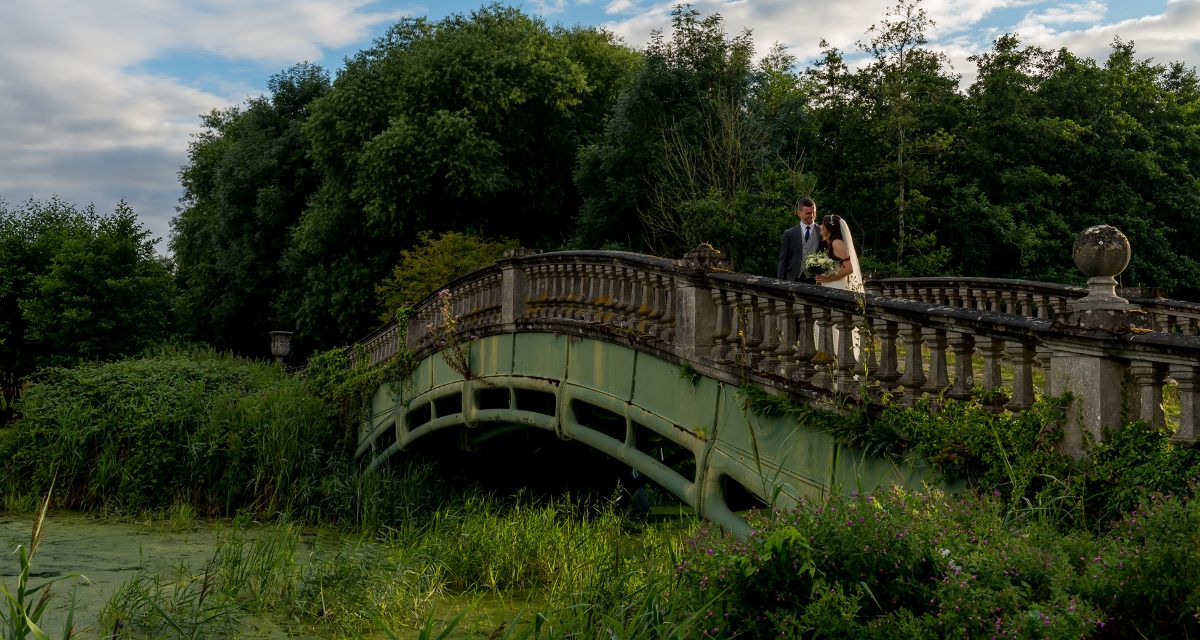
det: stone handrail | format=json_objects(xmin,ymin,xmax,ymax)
[
  {"xmin": 353, "ymin": 249, "xmax": 1200, "ymax": 456},
  {"xmin": 868, "ymin": 277, "xmax": 1200, "ymax": 334}
]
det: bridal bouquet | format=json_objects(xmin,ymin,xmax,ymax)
[{"xmin": 803, "ymin": 251, "xmax": 837, "ymax": 276}]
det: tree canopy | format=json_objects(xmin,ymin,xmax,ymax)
[
  {"xmin": 0, "ymin": 197, "xmax": 174, "ymax": 399},
  {"xmin": 164, "ymin": 0, "xmax": 1200, "ymax": 359}
]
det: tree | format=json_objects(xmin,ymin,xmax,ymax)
[
  {"xmin": 280, "ymin": 6, "xmax": 636, "ymax": 349},
  {"xmin": 0, "ymin": 197, "xmax": 174, "ymax": 401},
  {"xmin": 374, "ymin": 231, "xmax": 520, "ymax": 321},
  {"xmin": 172, "ymin": 62, "xmax": 331, "ymax": 356},
  {"xmin": 573, "ymin": 6, "xmax": 808, "ymax": 274}
]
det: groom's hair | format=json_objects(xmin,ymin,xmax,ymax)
[{"xmin": 796, "ymin": 196, "xmax": 815, "ymax": 209}]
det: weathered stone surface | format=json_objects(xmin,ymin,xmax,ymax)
[
  {"xmin": 675, "ymin": 243, "xmax": 729, "ymax": 273},
  {"xmin": 1072, "ymin": 224, "xmax": 1130, "ymax": 278}
]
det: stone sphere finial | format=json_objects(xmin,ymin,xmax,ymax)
[
  {"xmin": 1068, "ymin": 225, "xmax": 1136, "ymax": 311},
  {"xmin": 1073, "ymin": 225, "xmax": 1130, "ymax": 279}
]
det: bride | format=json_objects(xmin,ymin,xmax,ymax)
[
  {"xmin": 813, "ymin": 214, "xmax": 864, "ymax": 293},
  {"xmin": 813, "ymin": 215, "xmax": 864, "ymax": 361}
]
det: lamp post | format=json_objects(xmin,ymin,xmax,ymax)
[{"xmin": 269, "ymin": 331, "xmax": 293, "ymax": 365}]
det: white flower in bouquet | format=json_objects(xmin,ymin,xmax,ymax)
[{"xmin": 803, "ymin": 251, "xmax": 837, "ymax": 276}]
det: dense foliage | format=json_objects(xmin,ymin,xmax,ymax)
[
  {"xmin": 0, "ymin": 197, "xmax": 173, "ymax": 408},
  {"xmin": 172, "ymin": 63, "xmax": 332, "ymax": 357},
  {"xmin": 164, "ymin": 0, "xmax": 1200, "ymax": 360},
  {"xmin": 275, "ymin": 6, "xmax": 637, "ymax": 349},
  {"xmin": 0, "ymin": 350, "xmax": 340, "ymax": 517},
  {"xmin": 374, "ymin": 230, "xmax": 520, "ymax": 321},
  {"xmin": 675, "ymin": 487, "xmax": 1200, "ymax": 639}
]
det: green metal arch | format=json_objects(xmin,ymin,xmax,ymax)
[{"xmin": 356, "ymin": 331, "xmax": 938, "ymax": 534}]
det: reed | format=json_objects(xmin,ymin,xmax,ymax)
[{"xmin": 0, "ymin": 486, "xmax": 79, "ymax": 639}]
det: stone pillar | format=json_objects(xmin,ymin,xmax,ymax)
[
  {"xmin": 499, "ymin": 259, "xmax": 530, "ymax": 330},
  {"xmin": 1051, "ymin": 225, "xmax": 1150, "ymax": 460},
  {"xmin": 673, "ymin": 244, "xmax": 728, "ymax": 360},
  {"xmin": 674, "ymin": 280, "xmax": 716, "ymax": 359}
]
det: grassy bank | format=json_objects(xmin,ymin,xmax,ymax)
[{"xmin": 3, "ymin": 350, "xmax": 1200, "ymax": 638}]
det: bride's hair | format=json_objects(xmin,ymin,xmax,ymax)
[{"xmin": 821, "ymin": 215, "xmax": 844, "ymax": 240}]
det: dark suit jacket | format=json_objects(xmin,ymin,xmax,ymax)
[{"xmin": 776, "ymin": 222, "xmax": 823, "ymax": 282}]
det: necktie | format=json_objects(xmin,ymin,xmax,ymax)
[{"xmin": 804, "ymin": 225, "xmax": 810, "ymax": 242}]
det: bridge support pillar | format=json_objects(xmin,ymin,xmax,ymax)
[
  {"xmin": 673, "ymin": 282, "xmax": 716, "ymax": 359},
  {"xmin": 1050, "ymin": 355, "xmax": 1130, "ymax": 460},
  {"xmin": 1051, "ymin": 225, "xmax": 1149, "ymax": 461},
  {"xmin": 500, "ymin": 261, "xmax": 529, "ymax": 329}
]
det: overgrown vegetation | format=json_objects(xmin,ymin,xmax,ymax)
[
  {"xmin": 673, "ymin": 486, "xmax": 1200, "ymax": 638},
  {"xmin": 375, "ymin": 230, "xmax": 520, "ymax": 322},
  {"xmin": 0, "ymin": 349, "xmax": 342, "ymax": 519},
  {"xmin": 160, "ymin": 0, "xmax": 1200, "ymax": 358}
]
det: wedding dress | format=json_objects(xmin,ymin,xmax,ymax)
[{"xmin": 819, "ymin": 217, "xmax": 864, "ymax": 361}]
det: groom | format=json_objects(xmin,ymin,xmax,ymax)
[{"xmin": 776, "ymin": 197, "xmax": 822, "ymax": 284}]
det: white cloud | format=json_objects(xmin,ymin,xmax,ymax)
[
  {"xmin": 0, "ymin": 0, "xmax": 407, "ymax": 251},
  {"xmin": 1016, "ymin": 1, "xmax": 1108, "ymax": 30},
  {"xmin": 606, "ymin": 0, "xmax": 637, "ymax": 15},
  {"xmin": 529, "ymin": 0, "xmax": 570, "ymax": 15},
  {"xmin": 1016, "ymin": 0, "xmax": 1200, "ymax": 69},
  {"xmin": 601, "ymin": 1, "xmax": 1200, "ymax": 86}
]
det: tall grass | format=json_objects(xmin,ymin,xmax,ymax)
[
  {"xmin": 0, "ymin": 349, "xmax": 342, "ymax": 520},
  {"xmin": 0, "ymin": 487, "xmax": 78, "ymax": 640}
]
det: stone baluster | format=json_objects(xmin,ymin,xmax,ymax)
[
  {"xmin": 794, "ymin": 304, "xmax": 817, "ymax": 384},
  {"xmin": 579, "ymin": 264, "xmax": 598, "ymax": 321},
  {"xmin": 1170, "ymin": 364, "xmax": 1198, "ymax": 443},
  {"xmin": 535, "ymin": 264, "xmax": 552, "ymax": 318},
  {"xmin": 959, "ymin": 286, "xmax": 975, "ymax": 311},
  {"xmin": 1145, "ymin": 311, "xmax": 1162, "ymax": 333},
  {"xmin": 637, "ymin": 271, "xmax": 656, "ymax": 332},
  {"xmin": 946, "ymin": 332, "xmax": 976, "ymax": 401},
  {"xmin": 1004, "ymin": 291, "xmax": 1018, "ymax": 315},
  {"xmin": 540, "ymin": 261, "xmax": 556, "ymax": 316},
  {"xmin": 1037, "ymin": 294, "xmax": 1051, "ymax": 319},
  {"xmin": 562, "ymin": 263, "xmax": 578, "ymax": 318},
  {"xmin": 548, "ymin": 265, "xmax": 565, "ymax": 319},
  {"xmin": 810, "ymin": 307, "xmax": 835, "ymax": 389},
  {"xmin": 872, "ymin": 319, "xmax": 901, "ymax": 396},
  {"xmin": 601, "ymin": 265, "xmax": 620, "ymax": 321},
  {"xmin": 1129, "ymin": 361, "xmax": 1167, "ymax": 430},
  {"xmin": 1034, "ymin": 346, "xmax": 1053, "ymax": 396},
  {"xmin": 773, "ymin": 299, "xmax": 796, "ymax": 379},
  {"xmin": 1004, "ymin": 341, "xmax": 1036, "ymax": 413},
  {"xmin": 634, "ymin": 271, "xmax": 655, "ymax": 333},
  {"xmin": 756, "ymin": 296, "xmax": 779, "ymax": 373},
  {"xmin": 985, "ymin": 290, "xmax": 1001, "ymax": 313},
  {"xmin": 947, "ymin": 286, "xmax": 962, "ymax": 308},
  {"xmin": 897, "ymin": 322, "xmax": 926, "ymax": 405},
  {"xmin": 725, "ymin": 292, "xmax": 745, "ymax": 366},
  {"xmin": 834, "ymin": 311, "xmax": 859, "ymax": 393},
  {"xmin": 980, "ymin": 338, "xmax": 1008, "ymax": 411},
  {"xmin": 522, "ymin": 264, "xmax": 539, "ymax": 319},
  {"xmin": 563, "ymin": 264, "xmax": 580, "ymax": 320},
  {"xmin": 622, "ymin": 267, "xmax": 642, "ymax": 327},
  {"xmin": 709, "ymin": 289, "xmax": 730, "ymax": 363},
  {"xmin": 1020, "ymin": 293, "xmax": 1034, "ymax": 318},
  {"xmin": 921, "ymin": 327, "xmax": 949, "ymax": 400},
  {"xmin": 742, "ymin": 293, "xmax": 764, "ymax": 369},
  {"xmin": 659, "ymin": 274, "xmax": 676, "ymax": 343},
  {"xmin": 649, "ymin": 273, "xmax": 668, "ymax": 336}
]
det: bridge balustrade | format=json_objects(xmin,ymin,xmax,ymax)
[
  {"xmin": 352, "ymin": 249, "xmax": 1200, "ymax": 453},
  {"xmin": 868, "ymin": 277, "xmax": 1200, "ymax": 334}
]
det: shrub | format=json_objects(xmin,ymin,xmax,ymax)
[
  {"xmin": 0, "ymin": 349, "xmax": 339, "ymax": 518},
  {"xmin": 374, "ymin": 230, "xmax": 519, "ymax": 321},
  {"xmin": 674, "ymin": 488, "xmax": 1107, "ymax": 638}
]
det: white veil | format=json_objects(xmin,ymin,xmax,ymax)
[{"xmin": 838, "ymin": 217, "xmax": 864, "ymax": 294}]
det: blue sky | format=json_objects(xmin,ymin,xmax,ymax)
[{"xmin": 0, "ymin": 0, "xmax": 1193, "ymax": 253}]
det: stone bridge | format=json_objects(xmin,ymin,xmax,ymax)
[{"xmin": 346, "ymin": 227, "xmax": 1200, "ymax": 533}]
